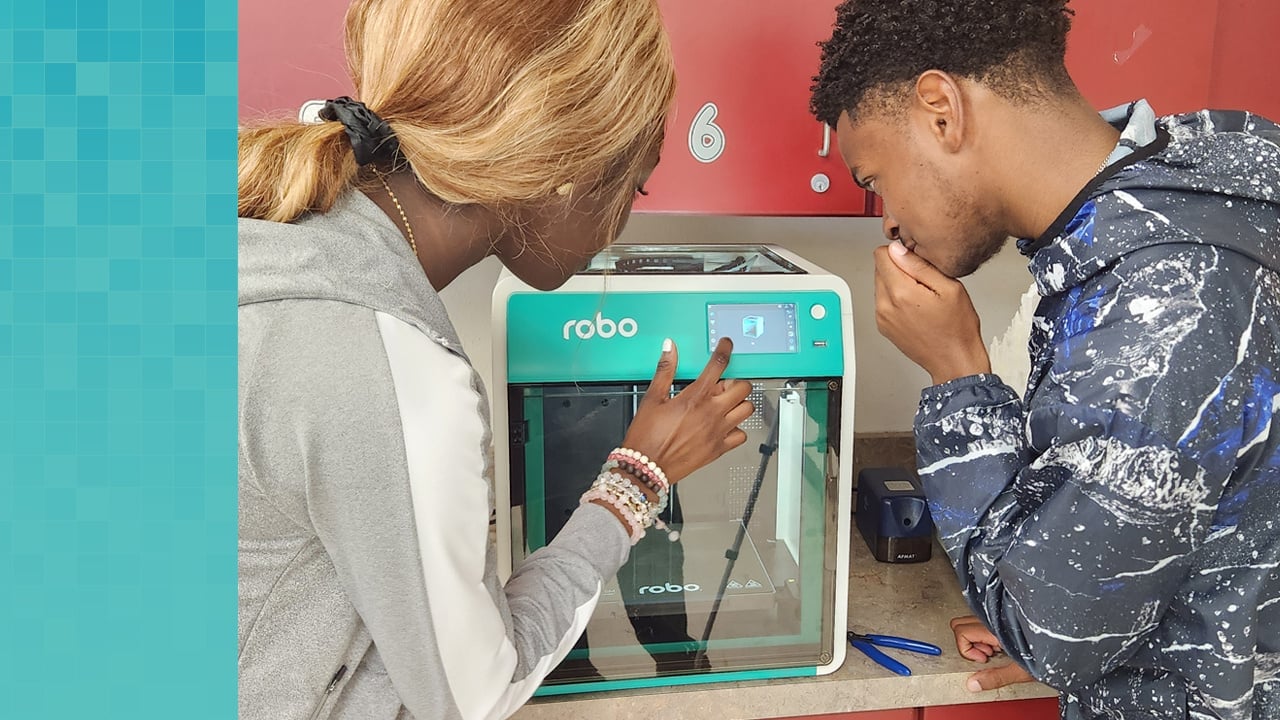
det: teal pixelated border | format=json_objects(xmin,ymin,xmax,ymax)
[{"xmin": 0, "ymin": 0, "xmax": 237, "ymax": 717}]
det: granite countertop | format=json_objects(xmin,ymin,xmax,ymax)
[{"xmin": 512, "ymin": 530, "xmax": 1056, "ymax": 720}]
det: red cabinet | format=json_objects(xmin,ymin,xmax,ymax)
[
  {"xmin": 768, "ymin": 698, "xmax": 1060, "ymax": 720},
  {"xmin": 238, "ymin": 0, "xmax": 351, "ymax": 122},
  {"xmin": 238, "ymin": 1, "xmax": 1277, "ymax": 216},
  {"xmin": 1066, "ymin": 0, "xmax": 1280, "ymax": 120},
  {"xmin": 920, "ymin": 698, "xmax": 1060, "ymax": 720},
  {"xmin": 634, "ymin": 1, "xmax": 872, "ymax": 216},
  {"xmin": 769, "ymin": 711, "xmax": 918, "ymax": 720},
  {"xmin": 1066, "ymin": 0, "xmax": 1220, "ymax": 115},
  {"xmin": 237, "ymin": 0, "xmax": 872, "ymax": 216},
  {"xmin": 1207, "ymin": 0, "xmax": 1280, "ymax": 120}
]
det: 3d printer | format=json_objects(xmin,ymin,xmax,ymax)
[{"xmin": 492, "ymin": 244, "xmax": 854, "ymax": 695}]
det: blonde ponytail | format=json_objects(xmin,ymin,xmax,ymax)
[
  {"xmin": 238, "ymin": 0, "xmax": 675, "ymax": 227},
  {"xmin": 237, "ymin": 121, "xmax": 360, "ymax": 223}
]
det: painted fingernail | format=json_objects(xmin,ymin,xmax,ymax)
[
  {"xmin": 662, "ymin": 338, "xmax": 673, "ymax": 353},
  {"xmin": 966, "ymin": 678, "xmax": 982, "ymax": 693}
]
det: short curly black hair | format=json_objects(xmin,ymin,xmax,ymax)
[{"xmin": 811, "ymin": 0, "xmax": 1075, "ymax": 127}]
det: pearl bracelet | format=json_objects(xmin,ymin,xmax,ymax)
[
  {"xmin": 608, "ymin": 447, "xmax": 669, "ymax": 489},
  {"xmin": 592, "ymin": 471, "xmax": 650, "ymax": 512}
]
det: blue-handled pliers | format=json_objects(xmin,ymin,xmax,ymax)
[{"xmin": 847, "ymin": 631, "xmax": 943, "ymax": 676}]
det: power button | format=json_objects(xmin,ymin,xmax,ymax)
[{"xmin": 809, "ymin": 304, "xmax": 827, "ymax": 320}]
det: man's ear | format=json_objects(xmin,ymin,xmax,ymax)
[{"xmin": 913, "ymin": 70, "xmax": 965, "ymax": 154}]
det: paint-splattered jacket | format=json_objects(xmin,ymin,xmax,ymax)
[{"xmin": 917, "ymin": 100, "xmax": 1280, "ymax": 719}]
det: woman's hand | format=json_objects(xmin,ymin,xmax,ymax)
[
  {"xmin": 950, "ymin": 615, "xmax": 1036, "ymax": 692},
  {"xmin": 620, "ymin": 337, "xmax": 754, "ymax": 484}
]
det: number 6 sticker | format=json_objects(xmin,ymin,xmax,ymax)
[{"xmin": 688, "ymin": 102, "xmax": 725, "ymax": 164}]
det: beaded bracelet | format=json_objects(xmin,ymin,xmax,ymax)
[
  {"xmin": 584, "ymin": 478, "xmax": 648, "ymax": 523},
  {"xmin": 611, "ymin": 457, "xmax": 668, "ymax": 499},
  {"xmin": 602, "ymin": 459, "xmax": 668, "ymax": 513},
  {"xmin": 590, "ymin": 471, "xmax": 654, "ymax": 526},
  {"xmin": 581, "ymin": 470, "xmax": 654, "ymax": 544},
  {"xmin": 607, "ymin": 447, "xmax": 669, "ymax": 489},
  {"xmin": 608, "ymin": 448, "xmax": 669, "ymax": 489},
  {"xmin": 600, "ymin": 461, "xmax": 681, "ymax": 543},
  {"xmin": 581, "ymin": 487, "xmax": 646, "ymax": 544},
  {"xmin": 592, "ymin": 470, "xmax": 650, "ymax": 510}
]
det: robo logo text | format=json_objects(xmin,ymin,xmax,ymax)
[
  {"xmin": 563, "ymin": 313, "xmax": 638, "ymax": 340},
  {"xmin": 637, "ymin": 582, "xmax": 701, "ymax": 595}
]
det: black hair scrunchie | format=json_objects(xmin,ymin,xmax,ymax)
[{"xmin": 318, "ymin": 96, "xmax": 401, "ymax": 166}]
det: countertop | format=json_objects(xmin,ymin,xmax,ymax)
[{"xmin": 511, "ymin": 530, "xmax": 1056, "ymax": 720}]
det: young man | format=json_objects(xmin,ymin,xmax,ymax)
[{"xmin": 811, "ymin": 1, "xmax": 1279, "ymax": 718}]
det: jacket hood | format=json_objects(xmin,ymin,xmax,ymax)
[{"xmin": 1019, "ymin": 100, "xmax": 1280, "ymax": 297}]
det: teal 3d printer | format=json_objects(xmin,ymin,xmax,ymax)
[{"xmin": 492, "ymin": 244, "xmax": 854, "ymax": 695}]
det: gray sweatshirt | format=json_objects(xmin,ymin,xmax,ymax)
[{"xmin": 237, "ymin": 191, "xmax": 631, "ymax": 720}]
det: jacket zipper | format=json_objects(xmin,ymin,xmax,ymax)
[{"xmin": 307, "ymin": 665, "xmax": 348, "ymax": 720}]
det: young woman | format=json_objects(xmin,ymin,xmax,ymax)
[{"xmin": 236, "ymin": 1, "xmax": 754, "ymax": 718}]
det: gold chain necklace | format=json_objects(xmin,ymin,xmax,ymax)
[
  {"xmin": 378, "ymin": 174, "xmax": 417, "ymax": 256},
  {"xmin": 1093, "ymin": 150, "xmax": 1113, "ymax": 180}
]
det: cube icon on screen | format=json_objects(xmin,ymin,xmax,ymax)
[{"xmin": 742, "ymin": 315, "xmax": 765, "ymax": 338}]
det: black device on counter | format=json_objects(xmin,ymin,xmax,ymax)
[{"xmin": 855, "ymin": 468, "xmax": 933, "ymax": 564}]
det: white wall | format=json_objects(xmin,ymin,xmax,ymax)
[{"xmin": 439, "ymin": 214, "xmax": 1034, "ymax": 433}]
